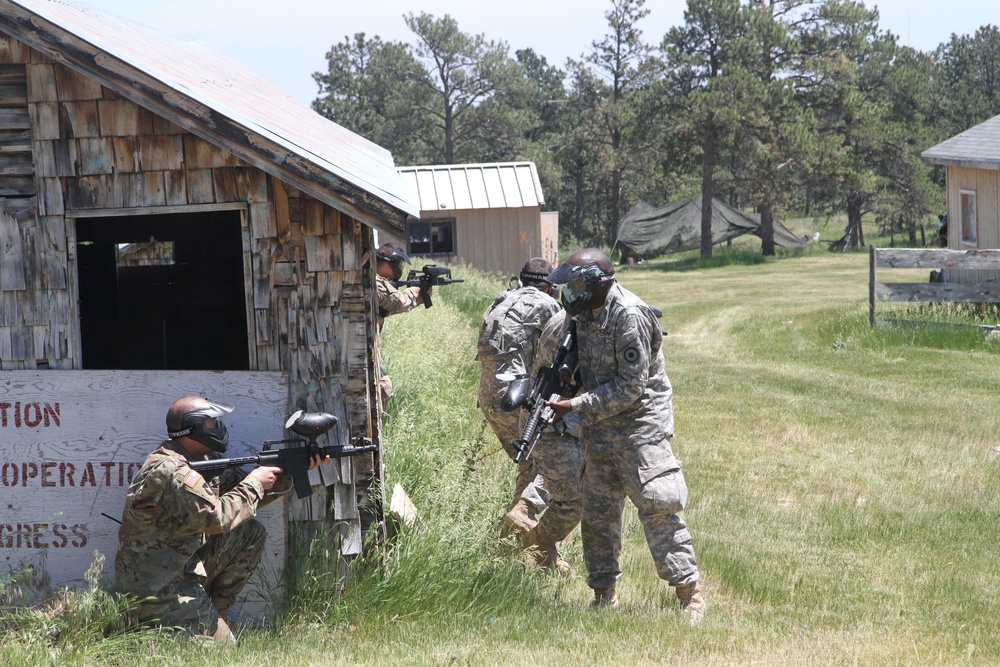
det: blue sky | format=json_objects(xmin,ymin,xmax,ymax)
[{"xmin": 75, "ymin": 0, "xmax": 999, "ymax": 105}]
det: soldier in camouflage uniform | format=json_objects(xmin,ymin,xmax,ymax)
[
  {"xmin": 477, "ymin": 258, "xmax": 561, "ymax": 536},
  {"xmin": 115, "ymin": 396, "xmax": 325, "ymax": 642},
  {"xmin": 375, "ymin": 243, "xmax": 423, "ymax": 333},
  {"xmin": 522, "ymin": 309, "xmax": 584, "ymax": 575},
  {"xmin": 374, "ymin": 243, "xmax": 424, "ymax": 402},
  {"xmin": 546, "ymin": 249, "xmax": 706, "ymax": 620}
]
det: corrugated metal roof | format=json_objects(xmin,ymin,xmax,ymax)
[
  {"xmin": 2, "ymin": 0, "xmax": 420, "ymax": 226},
  {"xmin": 922, "ymin": 114, "xmax": 1000, "ymax": 171},
  {"xmin": 397, "ymin": 162, "xmax": 545, "ymax": 212}
]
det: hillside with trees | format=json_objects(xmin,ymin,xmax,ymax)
[{"xmin": 312, "ymin": 0, "xmax": 1000, "ymax": 256}]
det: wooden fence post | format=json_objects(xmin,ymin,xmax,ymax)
[{"xmin": 869, "ymin": 245, "xmax": 877, "ymax": 326}]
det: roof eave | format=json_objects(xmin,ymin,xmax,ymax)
[{"xmin": 921, "ymin": 152, "xmax": 1000, "ymax": 171}]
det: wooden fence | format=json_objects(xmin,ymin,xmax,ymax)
[{"xmin": 869, "ymin": 247, "xmax": 1000, "ymax": 325}]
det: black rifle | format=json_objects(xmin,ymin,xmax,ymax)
[
  {"xmin": 508, "ymin": 320, "xmax": 577, "ymax": 462},
  {"xmin": 391, "ymin": 264, "xmax": 464, "ymax": 308},
  {"xmin": 189, "ymin": 410, "xmax": 376, "ymax": 499}
]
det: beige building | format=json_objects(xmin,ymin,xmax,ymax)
[
  {"xmin": 922, "ymin": 114, "xmax": 1000, "ymax": 281},
  {"xmin": 392, "ymin": 162, "xmax": 559, "ymax": 276}
]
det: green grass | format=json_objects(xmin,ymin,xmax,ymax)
[{"xmin": 7, "ymin": 249, "xmax": 1000, "ymax": 665}]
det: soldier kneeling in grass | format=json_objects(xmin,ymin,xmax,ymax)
[{"xmin": 115, "ymin": 396, "xmax": 326, "ymax": 642}]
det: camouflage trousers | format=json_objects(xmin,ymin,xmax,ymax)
[
  {"xmin": 480, "ymin": 400, "xmax": 549, "ymax": 512},
  {"xmin": 133, "ymin": 519, "xmax": 266, "ymax": 636},
  {"xmin": 529, "ymin": 430, "xmax": 584, "ymax": 545},
  {"xmin": 581, "ymin": 439, "xmax": 699, "ymax": 590}
]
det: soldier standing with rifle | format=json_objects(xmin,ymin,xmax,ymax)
[
  {"xmin": 545, "ymin": 249, "xmax": 707, "ymax": 620},
  {"xmin": 115, "ymin": 396, "xmax": 329, "ymax": 643},
  {"xmin": 477, "ymin": 258, "xmax": 561, "ymax": 539},
  {"xmin": 375, "ymin": 242, "xmax": 425, "ymax": 332}
]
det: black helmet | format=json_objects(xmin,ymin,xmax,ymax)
[
  {"xmin": 376, "ymin": 243, "xmax": 411, "ymax": 280},
  {"xmin": 167, "ymin": 399, "xmax": 234, "ymax": 454}
]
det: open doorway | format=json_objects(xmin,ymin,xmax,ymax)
[{"xmin": 75, "ymin": 211, "xmax": 250, "ymax": 370}]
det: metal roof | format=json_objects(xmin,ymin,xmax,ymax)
[
  {"xmin": 396, "ymin": 162, "xmax": 545, "ymax": 213},
  {"xmin": 0, "ymin": 0, "xmax": 420, "ymax": 230},
  {"xmin": 922, "ymin": 114, "xmax": 1000, "ymax": 171}
]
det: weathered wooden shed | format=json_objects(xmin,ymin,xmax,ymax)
[
  {"xmin": 392, "ymin": 162, "xmax": 558, "ymax": 275},
  {"xmin": 0, "ymin": 0, "xmax": 417, "ymax": 617},
  {"xmin": 922, "ymin": 114, "xmax": 1000, "ymax": 282}
]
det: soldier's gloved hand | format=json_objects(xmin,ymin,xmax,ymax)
[{"xmin": 248, "ymin": 465, "xmax": 283, "ymax": 491}]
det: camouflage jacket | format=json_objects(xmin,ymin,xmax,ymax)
[
  {"xmin": 478, "ymin": 286, "xmax": 561, "ymax": 376},
  {"xmin": 376, "ymin": 274, "xmax": 419, "ymax": 330},
  {"xmin": 115, "ymin": 440, "xmax": 272, "ymax": 596},
  {"xmin": 568, "ymin": 283, "xmax": 677, "ymax": 460}
]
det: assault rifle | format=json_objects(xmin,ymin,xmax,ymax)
[
  {"xmin": 391, "ymin": 264, "xmax": 463, "ymax": 308},
  {"xmin": 503, "ymin": 320, "xmax": 577, "ymax": 463},
  {"xmin": 189, "ymin": 410, "xmax": 376, "ymax": 499}
]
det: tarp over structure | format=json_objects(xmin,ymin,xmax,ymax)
[{"xmin": 616, "ymin": 196, "xmax": 807, "ymax": 257}]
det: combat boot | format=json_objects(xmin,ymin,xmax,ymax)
[
  {"xmin": 531, "ymin": 535, "xmax": 570, "ymax": 576},
  {"xmin": 674, "ymin": 580, "xmax": 706, "ymax": 623},
  {"xmin": 211, "ymin": 617, "xmax": 236, "ymax": 644},
  {"xmin": 503, "ymin": 498, "xmax": 538, "ymax": 535},
  {"xmin": 591, "ymin": 586, "xmax": 618, "ymax": 608}
]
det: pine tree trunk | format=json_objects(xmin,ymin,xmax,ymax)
[
  {"xmin": 574, "ymin": 165, "xmax": 585, "ymax": 242},
  {"xmin": 759, "ymin": 203, "xmax": 775, "ymax": 256},
  {"xmin": 700, "ymin": 113, "xmax": 716, "ymax": 260},
  {"xmin": 845, "ymin": 195, "xmax": 864, "ymax": 251}
]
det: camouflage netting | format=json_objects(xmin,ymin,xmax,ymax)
[{"xmin": 615, "ymin": 196, "xmax": 806, "ymax": 258}]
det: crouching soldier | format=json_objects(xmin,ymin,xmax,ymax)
[
  {"xmin": 115, "ymin": 396, "xmax": 325, "ymax": 642},
  {"xmin": 477, "ymin": 258, "xmax": 561, "ymax": 537}
]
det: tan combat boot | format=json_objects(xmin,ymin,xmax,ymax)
[
  {"xmin": 503, "ymin": 498, "xmax": 538, "ymax": 535},
  {"xmin": 211, "ymin": 617, "xmax": 236, "ymax": 644},
  {"xmin": 674, "ymin": 580, "xmax": 706, "ymax": 623},
  {"xmin": 591, "ymin": 586, "xmax": 618, "ymax": 608},
  {"xmin": 531, "ymin": 536, "xmax": 570, "ymax": 576}
]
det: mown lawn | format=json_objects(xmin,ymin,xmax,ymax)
[{"xmin": 5, "ymin": 248, "xmax": 1000, "ymax": 666}]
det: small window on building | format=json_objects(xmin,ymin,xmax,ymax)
[
  {"xmin": 960, "ymin": 190, "xmax": 977, "ymax": 246},
  {"xmin": 407, "ymin": 218, "xmax": 456, "ymax": 256}
]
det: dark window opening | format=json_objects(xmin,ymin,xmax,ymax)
[
  {"xmin": 407, "ymin": 217, "xmax": 456, "ymax": 256},
  {"xmin": 75, "ymin": 212, "xmax": 250, "ymax": 370}
]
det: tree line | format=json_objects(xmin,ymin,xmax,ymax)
[{"xmin": 311, "ymin": 0, "xmax": 1000, "ymax": 256}]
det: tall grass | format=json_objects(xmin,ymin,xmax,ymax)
[{"xmin": 7, "ymin": 251, "xmax": 1000, "ymax": 665}]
